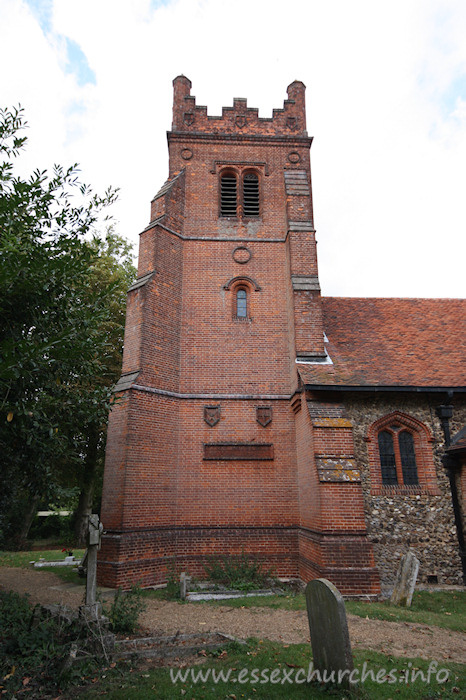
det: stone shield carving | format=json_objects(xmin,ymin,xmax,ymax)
[
  {"xmin": 256, "ymin": 406, "xmax": 272, "ymax": 427},
  {"xmin": 204, "ymin": 405, "xmax": 220, "ymax": 427}
]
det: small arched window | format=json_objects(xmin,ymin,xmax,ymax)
[
  {"xmin": 242, "ymin": 172, "xmax": 259, "ymax": 216},
  {"xmin": 236, "ymin": 288, "xmax": 247, "ymax": 318},
  {"xmin": 220, "ymin": 172, "xmax": 238, "ymax": 216}
]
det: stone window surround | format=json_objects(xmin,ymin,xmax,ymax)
[{"xmin": 366, "ymin": 411, "xmax": 440, "ymax": 496}]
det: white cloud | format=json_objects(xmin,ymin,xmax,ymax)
[{"xmin": 1, "ymin": 0, "xmax": 465, "ymax": 296}]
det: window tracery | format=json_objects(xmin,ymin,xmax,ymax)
[{"xmin": 366, "ymin": 411, "xmax": 439, "ymax": 495}]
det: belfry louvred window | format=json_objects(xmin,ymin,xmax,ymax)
[
  {"xmin": 220, "ymin": 172, "xmax": 237, "ymax": 216},
  {"xmin": 220, "ymin": 170, "xmax": 260, "ymax": 218},
  {"xmin": 242, "ymin": 172, "xmax": 259, "ymax": 216}
]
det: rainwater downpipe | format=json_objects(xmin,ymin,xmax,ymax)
[{"xmin": 435, "ymin": 404, "xmax": 466, "ymax": 585}]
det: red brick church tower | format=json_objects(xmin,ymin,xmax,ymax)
[{"xmin": 98, "ymin": 76, "xmax": 381, "ymax": 594}]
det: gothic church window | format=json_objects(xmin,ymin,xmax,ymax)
[
  {"xmin": 367, "ymin": 412, "xmax": 436, "ymax": 495},
  {"xmin": 378, "ymin": 428, "xmax": 418, "ymax": 485},
  {"xmin": 378, "ymin": 430, "xmax": 397, "ymax": 484},
  {"xmin": 398, "ymin": 430, "xmax": 418, "ymax": 484}
]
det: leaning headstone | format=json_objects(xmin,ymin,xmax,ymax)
[
  {"xmin": 79, "ymin": 514, "xmax": 104, "ymax": 621},
  {"xmin": 390, "ymin": 550, "xmax": 420, "ymax": 607},
  {"xmin": 305, "ymin": 579, "xmax": 353, "ymax": 684},
  {"xmin": 180, "ymin": 572, "xmax": 187, "ymax": 600}
]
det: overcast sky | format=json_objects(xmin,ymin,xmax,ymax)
[{"xmin": 1, "ymin": 0, "xmax": 465, "ymax": 297}]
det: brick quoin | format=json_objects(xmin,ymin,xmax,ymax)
[{"xmin": 99, "ymin": 76, "xmax": 466, "ymax": 593}]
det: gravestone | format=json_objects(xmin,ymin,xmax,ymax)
[
  {"xmin": 180, "ymin": 572, "xmax": 187, "ymax": 600},
  {"xmin": 305, "ymin": 578, "xmax": 353, "ymax": 683},
  {"xmin": 79, "ymin": 514, "xmax": 104, "ymax": 620},
  {"xmin": 390, "ymin": 550, "xmax": 420, "ymax": 607}
]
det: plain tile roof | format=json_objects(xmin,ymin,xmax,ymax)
[{"xmin": 298, "ymin": 297, "xmax": 466, "ymax": 388}]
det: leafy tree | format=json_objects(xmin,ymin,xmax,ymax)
[
  {"xmin": 71, "ymin": 230, "xmax": 135, "ymax": 543},
  {"xmin": 0, "ymin": 106, "xmax": 134, "ymax": 546}
]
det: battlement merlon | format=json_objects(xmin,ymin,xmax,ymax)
[{"xmin": 171, "ymin": 75, "xmax": 308, "ymax": 137}]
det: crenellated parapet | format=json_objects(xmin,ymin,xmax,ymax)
[{"xmin": 171, "ymin": 75, "xmax": 307, "ymax": 137}]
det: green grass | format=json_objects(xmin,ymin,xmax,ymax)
[
  {"xmin": 345, "ymin": 591, "xmax": 466, "ymax": 633},
  {"xmin": 2, "ymin": 551, "xmax": 464, "ymax": 632},
  {"xmin": 45, "ymin": 564, "xmax": 86, "ymax": 584},
  {"xmin": 0, "ymin": 548, "xmax": 86, "ymax": 584},
  {"xmin": 73, "ymin": 639, "xmax": 465, "ymax": 699},
  {"xmin": 195, "ymin": 592, "xmax": 307, "ymax": 610},
  {"xmin": 1, "ymin": 553, "xmax": 464, "ymax": 698},
  {"xmin": 140, "ymin": 587, "xmax": 182, "ymax": 601},
  {"xmin": 0, "ymin": 548, "xmax": 84, "ymax": 567},
  {"xmin": 191, "ymin": 590, "xmax": 466, "ymax": 632}
]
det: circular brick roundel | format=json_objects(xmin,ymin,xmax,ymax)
[
  {"xmin": 232, "ymin": 246, "xmax": 251, "ymax": 264},
  {"xmin": 181, "ymin": 148, "xmax": 193, "ymax": 160},
  {"xmin": 288, "ymin": 151, "xmax": 300, "ymax": 164}
]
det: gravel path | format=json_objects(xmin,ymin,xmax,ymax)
[{"xmin": 1, "ymin": 567, "xmax": 464, "ymax": 664}]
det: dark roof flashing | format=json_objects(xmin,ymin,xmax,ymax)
[{"xmin": 302, "ymin": 384, "xmax": 466, "ymax": 394}]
